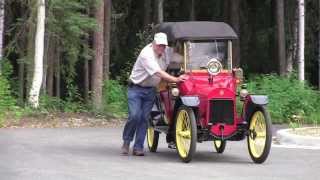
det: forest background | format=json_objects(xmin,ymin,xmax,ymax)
[{"xmin": 0, "ymin": 0, "xmax": 320, "ymax": 127}]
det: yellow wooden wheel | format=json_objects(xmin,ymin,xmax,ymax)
[
  {"xmin": 247, "ymin": 107, "xmax": 272, "ymax": 163},
  {"xmin": 147, "ymin": 126, "xmax": 159, "ymax": 152},
  {"xmin": 175, "ymin": 106, "xmax": 197, "ymax": 163},
  {"xmin": 214, "ymin": 140, "xmax": 226, "ymax": 153}
]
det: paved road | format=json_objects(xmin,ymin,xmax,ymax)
[{"xmin": 0, "ymin": 127, "xmax": 319, "ymax": 180}]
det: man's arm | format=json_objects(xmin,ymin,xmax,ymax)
[{"xmin": 155, "ymin": 70, "xmax": 185, "ymax": 83}]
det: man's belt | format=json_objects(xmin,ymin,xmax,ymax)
[{"xmin": 128, "ymin": 81, "xmax": 154, "ymax": 88}]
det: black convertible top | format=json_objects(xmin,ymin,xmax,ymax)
[{"xmin": 156, "ymin": 21, "xmax": 238, "ymax": 42}]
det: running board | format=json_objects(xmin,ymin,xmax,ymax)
[{"xmin": 154, "ymin": 126, "xmax": 169, "ymax": 134}]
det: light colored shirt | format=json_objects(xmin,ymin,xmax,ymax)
[{"xmin": 129, "ymin": 43, "xmax": 170, "ymax": 87}]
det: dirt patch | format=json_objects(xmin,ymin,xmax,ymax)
[
  {"xmin": 1, "ymin": 113, "xmax": 126, "ymax": 128},
  {"xmin": 290, "ymin": 127, "xmax": 320, "ymax": 137}
]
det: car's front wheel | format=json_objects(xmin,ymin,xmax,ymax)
[
  {"xmin": 247, "ymin": 106, "xmax": 272, "ymax": 164},
  {"xmin": 175, "ymin": 106, "xmax": 197, "ymax": 163},
  {"xmin": 214, "ymin": 140, "xmax": 226, "ymax": 153}
]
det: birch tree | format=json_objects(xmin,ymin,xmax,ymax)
[
  {"xmin": 298, "ymin": 0, "xmax": 305, "ymax": 81},
  {"xmin": 28, "ymin": 0, "xmax": 45, "ymax": 108}
]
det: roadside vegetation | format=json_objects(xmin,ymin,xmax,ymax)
[
  {"xmin": 2, "ymin": 1, "xmax": 320, "ymax": 129},
  {"xmin": 1, "ymin": 69, "xmax": 320, "ymax": 127},
  {"xmin": 0, "ymin": 72, "xmax": 127, "ymax": 127},
  {"xmin": 247, "ymin": 73, "xmax": 320, "ymax": 126}
]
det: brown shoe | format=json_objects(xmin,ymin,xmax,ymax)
[
  {"xmin": 121, "ymin": 143, "xmax": 129, "ymax": 155},
  {"xmin": 132, "ymin": 149, "xmax": 144, "ymax": 156}
]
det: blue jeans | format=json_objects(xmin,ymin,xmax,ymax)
[{"xmin": 122, "ymin": 85, "xmax": 156, "ymax": 151}]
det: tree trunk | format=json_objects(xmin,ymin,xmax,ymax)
[
  {"xmin": 319, "ymin": 26, "xmax": 320, "ymax": 90},
  {"xmin": 16, "ymin": 6, "xmax": 26, "ymax": 105},
  {"xmin": 190, "ymin": 0, "xmax": 195, "ymax": 20},
  {"xmin": 318, "ymin": 0, "xmax": 320, "ymax": 89},
  {"xmin": 276, "ymin": 0, "xmax": 286, "ymax": 76},
  {"xmin": 84, "ymin": 5, "xmax": 90, "ymax": 103},
  {"xmin": 28, "ymin": 0, "xmax": 45, "ymax": 108},
  {"xmin": 293, "ymin": 7, "xmax": 299, "ymax": 69},
  {"xmin": 0, "ymin": 0, "xmax": 4, "ymax": 71},
  {"xmin": 157, "ymin": 0, "xmax": 164, "ymax": 23},
  {"xmin": 223, "ymin": 0, "xmax": 229, "ymax": 22},
  {"xmin": 92, "ymin": 0, "xmax": 105, "ymax": 110},
  {"xmin": 229, "ymin": 0, "xmax": 240, "ymax": 68},
  {"xmin": 298, "ymin": 0, "xmax": 305, "ymax": 81},
  {"xmin": 42, "ymin": 32, "xmax": 50, "ymax": 93},
  {"xmin": 55, "ymin": 45, "xmax": 61, "ymax": 98},
  {"xmin": 104, "ymin": 0, "xmax": 111, "ymax": 81},
  {"xmin": 144, "ymin": 0, "xmax": 151, "ymax": 27},
  {"xmin": 286, "ymin": 1, "xmax": 298, "ymax": 75},
  {"xmin": 84, "ymin": 57, "xmax": 89, "ymax": 103},
  {"xmin": 46, "ymin": 39, "xmax": 54, "ymax": 96},
  {"xmin": 26, "ymin": 0, "xmax": 37, "ymax": 101},
  {"xmin": 18, "ymin": 58, "xmax": 25, "ymax": 106}
]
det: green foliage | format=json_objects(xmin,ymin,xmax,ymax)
[
  {"xmin": 0, "ymin": 59, "xmax": 13, "ymax": 79},
  {"xmin": 0, "ymin": 74, "xmax": 17, "ymax": 126},
  {"xmin": 102, "ymin": 80, "xmax": 127, "ymax": 117},
  {"xmin": 38, "ymin": 95, "xmax": 87, "ymax": 113},
  {"xmin": 47, "ymin": 0, "xmax": 96, "ymax": 101},
  {"xmin": 116, "ymin": 24, "xmax": 155, "ymax": 84},
  {"xmin": 0, "ymin": 75, "xmax": 16, "ymax": 111},
  {"xmin": 247, "ymin": 74, "xmax": 320, "ymax": 124}
]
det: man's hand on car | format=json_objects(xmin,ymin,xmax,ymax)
[{"xmin": 176, "ymin": 74, "xmax": 187, "ymax": 83}]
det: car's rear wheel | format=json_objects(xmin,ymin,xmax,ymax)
[
  {"xmin": 247, "ymin": 106, "xmax": 272, "ymax": 164},
  {"xmin": 147, "ymin": 126, "xmax": 159, "ymax": 152},
  {"xmin": 175, "ymin": 106, "xmax": 197, "ymax": 163},
  {"xmin": 214, "ymin": 140, "xmax": 226, "ymax": 153}
]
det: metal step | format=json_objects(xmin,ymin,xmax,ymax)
[{"xmin": 154, "ymin": 126, "xmax": 169, "ymax": 134}]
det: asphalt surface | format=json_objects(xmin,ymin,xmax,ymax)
[{"xmin": 0, "ymin": 127, "xmax": 319, "ymax": 180}]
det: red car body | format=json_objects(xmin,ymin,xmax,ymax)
[
  {"xmin": 160, "ymin": 71, "xmax": 240, "ymax": 137},
  {"xmin": 147, "ymin": 21, "xmax": 272, "ymax": 164}
]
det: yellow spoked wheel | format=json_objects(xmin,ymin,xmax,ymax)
[
  {"xmin": 175, "ymin": 106, "xmax": 197, "ymax": 163},
  {"xmin": 247, "ymin": 107, "xmax": 272, "ymax": 164},
  {"xmin": 214, "ymin": 140, "xmax": 226, "ymax": 154},
  {"xmin": 147, "ymin": 126, "xmax": 159, "ymax": 152}
]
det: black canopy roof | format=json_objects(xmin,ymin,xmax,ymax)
[{"xmin": 156, "ymin": 21, "xmax": 238, "ymax": 42}]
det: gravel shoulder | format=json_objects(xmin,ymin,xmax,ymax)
[{"xmin": 1, "ymin": 113, "xmax": 125, "ymax": 128}]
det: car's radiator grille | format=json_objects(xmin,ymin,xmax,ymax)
[{"xmin": 209, "ymin": 99, "xmax": 234, "ymax": 125}]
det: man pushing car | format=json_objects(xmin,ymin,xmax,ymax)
[{"xmin": 121, "ymin": 32, "xmax": 186, "ymax": 156}]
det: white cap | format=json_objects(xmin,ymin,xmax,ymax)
[{"xmin": 154, "ymin": 32, "xmax": 168, "ymax": 46}]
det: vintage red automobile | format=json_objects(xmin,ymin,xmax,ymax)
[{"xmin": 147, "ymin": 21, "xmax": 272, "ymax": 163}]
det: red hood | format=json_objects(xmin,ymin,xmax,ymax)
[{"xmin": 179, "ymin": 71, "xmax": 236, "ymax": 99}]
